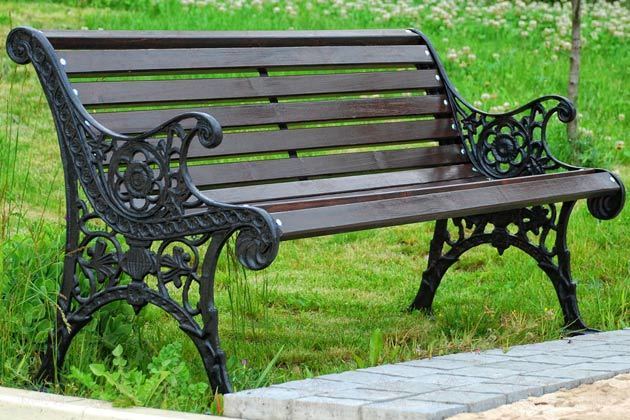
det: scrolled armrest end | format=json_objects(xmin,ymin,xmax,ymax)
[
  {"xmin": 587, "ymin": 172, "xmax": 626, "ymax": 220},
  {"xmin": 193, "ymin": 113, "xmax": 223, "ymax": 149},
  {"xmin": 555, "ymin": 98, "xmax": 577, "ymax": 124},
  {"xmin": 6, "ymin": 26, "xmax": 34, "ymax": 65},
  {"xmin": 231, "ymin": 204, "xmax": 282, "ymax": 271},
  {"xmin": 235, "ymin": 219, "xmax": 281, "ymax": 271}
]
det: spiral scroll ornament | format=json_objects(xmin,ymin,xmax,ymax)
[
  {"xmin": 236, "ymin": 224, "xmax": 280, "ymax": 271},
  {"xmin": 587, "ymin": 172, "xmax": 625, "ymax": 220}
]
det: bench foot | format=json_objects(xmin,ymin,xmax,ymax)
[
  {"xmin": 563, "ymin": 327, "xmax": 601, "ymax": 337},
  {"xmin": 36, "ymin": 319, "xmax": 86, "ymax": 385},
  {"xmin": 410, "ymin": 202, "xmax": 590, "ymax": 331},
  {"xmin": 35, "ymin": 200, "xmax": 233, "ymax": 393},
  {"xmin": 409, "ymin": 220, "xmax": 450, "ymax": 313}
]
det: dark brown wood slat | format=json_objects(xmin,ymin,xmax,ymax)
[
  {"xmin": 77, "ymin": 70, "xmax": 442, "ymax": 106},
  {"xmin": 271, "ymin": 171, "xmax": 616, "ymax": 240},
  {"xmin": 187, "ymin": 144, "xmax": 465, "ymax": 187},
  {"xmin": 59, "ymin": 45, "xmax": 432, "ymax": 76},
  {"xmin": 259, "ymin": 169, "xmax": 599, "ymax": 212},
  {"xmin": 95, "ymin": 95, "xmax": 449, "ymax": 133},
  {"xmin": 45, "ymin": 29, "xmax": 422, "ymax": 49},
  {"xmin": 216, "ymin": 168, "xmax": 597, "ymax": 206},
  {"xmin": 261, "ymin": 175, "xmax": 487, "ymax": 212},
  {"xmin": 204, "ymin": 163, "xmax": 475, "ymax": 204},
  {"xmin": 190, "ymin": 119, "xmax": 456, "ymax": 158}
]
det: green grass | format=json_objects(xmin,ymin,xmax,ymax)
[{"xmin": 0, "ymin": 0, "xmax": 628, "ymax": 415}]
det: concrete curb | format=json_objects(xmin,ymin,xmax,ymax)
[
  {"xmin": 224, "ymin": 329, "xmax": 630, "ymax": 420},
  {"xmin": 0, "ymin": 386, "xmax": 234, "ymax": 420}
]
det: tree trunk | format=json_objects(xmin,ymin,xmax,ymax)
[{"xmin": 567, "ymin": 0, "xmax": 581, "ymax": 141}]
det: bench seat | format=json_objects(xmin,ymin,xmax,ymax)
[{"xmin": 249, "ymin": 170, "xmax": 615, "ymax": 239}]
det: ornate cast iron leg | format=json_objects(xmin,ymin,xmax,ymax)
[
  {"xmin": 186, "ymin": 231, "xmax": 232, "ymax": 393},
  {"xmin": 36, "ymin": 170, "xmax": 84, "ymax": 384},
  {"xmin": 409, "ymin": 219, "xmax": 450, "ymax": 313},
  {"xmin": 121, "ymin": 231, "xmax": 233, "ymax": 393},
  {"xmin": 35, "ymin": 201, "xmax": 234, "ymax": 393},
  {"xmin": 410, "ymin": 202, "xmax": 592, "ymax": 333},
  {"xmin": 539, "ymin": 202, "xmax": 591, "ymax": 334}
]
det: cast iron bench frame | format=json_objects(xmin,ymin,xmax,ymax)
[{"xmin": 7, "ymin": 27, "xmax": 625, "ymax": 394}]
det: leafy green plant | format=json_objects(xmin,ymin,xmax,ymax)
[
  {"xmin": 0, "ymin": 225, "xmax": 63, "ymax": 386},
  {"xmin": 93, "ymin": 302, "xmax": 134, "ymax": 352},
  {"xmin": 69, "ymin": 343, "xmax": 211, "ymax": 412},
  {"xmin": 227, "ymin": 345, "xmax": 285, "ymax": 391},
  {"xmin": 353, "ymin": 328, "xmax": 385, "ymax": 368},
  {"xmin": 368, "ymin": 328, "xmax": 384, "ymax": 366}
]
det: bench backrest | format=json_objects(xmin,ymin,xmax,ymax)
[{"xmin": 46, "ymin": 30, "xmax": 466, "ymax": 201}]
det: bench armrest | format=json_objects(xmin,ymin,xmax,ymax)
[
  {"xmin": 92, "ymin": 111, "xmax": 281, "ymax": 270},
  {"xmin": 7, "ymin": 26, "xmax": 280, "ymax": 270},
  {"xmin": 449, "ymin": 92, "xmax": 625, "ymax": 219},
  {"xmin": 450, "ymin": 92, "xmax": 579, "ymax": 178},
  {"xmin": 100, "ymin": 111, "xmax": 281, "ymax": 270},
  {"xmin": 406, "ymin": 29, "xmax": 580, "ymax": 179},
  {"xmin": 407, "ymin": 27, "xmax": 624, "ymax": 220}
]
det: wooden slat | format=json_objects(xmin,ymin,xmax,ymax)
[
  {"xmin": 211, "ymin": 167, "xmax": 594, "ymax": 206},
  {"xmin": 95, "ymin": 95, "xmax": 450, "ymax": 133},
  {"xmin": 187, "ymin": 119, "xmax": 456, "ymax": 159},
  {"xmin": 105, "ymin": 118, "xmax": 456, "ymax": 164},
  {"xmin": 204, "ymin": 163, "xmax": 476, "ymax": 204},
  {"xmin": 271, "ymin": 171, "xmax": 617, "ymax": 240},
  {"xmin": 261, "ymin": 176, "xmax": 487, "ymax": 212},
  {"xmin": 77, "ymin": 70, "xmax": 442, "ymax": 106},
  {"xmin": 59, "ymin": 45, "xmax": 432, "ymax": 75},
  {"xmin": 45, "ymin": 29, "xmax": 422, "ymax": 49},
  {"xmin": 259, "ymin": 170, "xmax": 596, "ymax": 212},
  {"xmin": 187, "ymin": 144, "xmax": 465, "ymax": 187}
]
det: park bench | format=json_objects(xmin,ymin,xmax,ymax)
[{"xmin": 7, "ymin": 27, "xmax": 625, "ymax": 394}]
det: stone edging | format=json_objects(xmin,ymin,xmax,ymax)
[
  {"xmin": 224, "ymin": 329, "xmax": 630, "ymax": 420},
  {"xmin": 0, "ymin": 385, "xmax": 230, "ymax": 420}
]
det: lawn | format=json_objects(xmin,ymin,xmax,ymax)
[{"xmin": 0, "ymin": 0, "xmax": 628, "ymax": 414}]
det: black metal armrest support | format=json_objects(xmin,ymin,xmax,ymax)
[
  {"xmin": 451, "ymin": 93, "xmax": 578, "ymax": 177},
  {"xmin": 409, "ymin": 28, "xmax": 625, "ymax": 221},
  {"xmin": 7, "ymin": 26, "xmax": 280, "ymax": 270},
  {"xmin": 409, "ymin": 29, "xmax": 578, "ymax": 178},
  {"xmin": 8, "ymin": 27, "xmax": 280, "ymax": 394}
]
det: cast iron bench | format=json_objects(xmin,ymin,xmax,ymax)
[{"xmin": 7, "ymin": 27, "xmax": 625, "ymax": 394}]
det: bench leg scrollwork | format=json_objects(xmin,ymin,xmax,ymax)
[
  {"xmin": 36, "ymin": 200, "xmax": 234, "ymax": 394},
  {"xmin": 410, "ymin": 201, "xmax": 593, "ymax": 334}
]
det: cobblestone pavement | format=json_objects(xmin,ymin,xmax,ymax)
[{"xmin": 224, "ymin": 329, "xmax": 630, "ymax": 419}]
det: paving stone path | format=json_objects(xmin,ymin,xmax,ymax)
[{"xmin": 224, "ymin": 329, "xmax": 630, "ymax": 420}]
